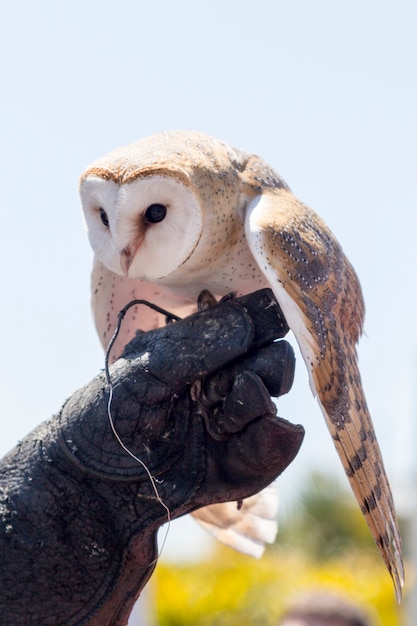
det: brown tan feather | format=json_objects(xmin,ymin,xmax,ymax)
[{"xmin": 250, "ymin": 187, "xmax": 404, "ymax": 599}]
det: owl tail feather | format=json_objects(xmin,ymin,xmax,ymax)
[
  {"xmin": 330, "ymin": 409, "xmax": 404, "ymax": 602},
  {"xmin": 191, "ymin": 483, "xmax": 279, "ymax": 558}
]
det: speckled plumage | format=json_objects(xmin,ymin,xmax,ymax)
[{"xmin": 80, "ymin": 131, "xmax": 403, "ymax": 597}]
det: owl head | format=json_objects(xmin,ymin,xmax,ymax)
[
  {"xmin": 79, "ymin": 131, "xmax": 248, "ymax": 283},
  {"xmin": 80, "ymin": 172, "xmax": 204, "ymax": 281}
]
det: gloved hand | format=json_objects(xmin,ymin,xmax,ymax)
[{"xmin": 0, "ymin": 288, "xmax": 304, "ymax": 626}]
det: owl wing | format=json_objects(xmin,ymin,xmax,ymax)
[
  {"xmin": 244, "ymin": 188, "xmax": 403, "ymax": 599},
  {"xmin": 91, "ymin": 256, "xmax": 280, "ymax": 557}
]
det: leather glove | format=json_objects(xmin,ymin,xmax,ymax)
[{"xmin": 0, "ymin": 288, "xmax": 304, "ymax": 626}]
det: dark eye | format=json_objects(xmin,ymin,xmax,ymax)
[
  {"xmin": 99, "ymin": 207, "xmax": 109, "ymax": 227},
  {"xmin": 144, "ymin": 203, "xmax": 167, "ymax": 224}
]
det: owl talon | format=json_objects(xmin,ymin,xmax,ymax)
[
  {"xmin": 219, "ymin": 292, "xmax": 237, "ymax": 303},
  {"xmin": 197, "ymin": 290, "xmax": 236, "ymax": 312},
  {"xmin": 197, "ymin": 289, "xmax": 218, "ymax": 311}
]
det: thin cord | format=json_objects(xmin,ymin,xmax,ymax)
[{"xmin": 104, "ymin": 300, "xmax": 182, "ymax": 560}]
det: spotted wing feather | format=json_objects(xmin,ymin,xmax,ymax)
[{"xmin": 245, "ymin": 188, "xmax": 404, "ymax": 599}]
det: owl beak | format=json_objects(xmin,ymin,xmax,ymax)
[
  {"xmin": 120, "ymin": 246, "xmax": 135, "ymax": 276},
  {"xmin": 120, "ymin": 233, "xmax": 144, "ymax": 275}
]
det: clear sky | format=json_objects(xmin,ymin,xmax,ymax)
[{"xmin": 1, "ymin": 0, "xmax": 416, "ymax": 561}]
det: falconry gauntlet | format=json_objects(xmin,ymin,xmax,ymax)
[{"xmin": 0, "ymin": 289, "xmax": 303, "ymax": 626}]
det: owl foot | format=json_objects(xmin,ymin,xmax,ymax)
[{"xmin": 197, "ymin": 289, "xmax": 236, "ymax": 311}]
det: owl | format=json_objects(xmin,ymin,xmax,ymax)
[{"xmin": 80, "ymin": 131, "xmax": 403, "ymax": 598}]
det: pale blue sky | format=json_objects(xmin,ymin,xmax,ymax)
[{"xmin": 1, "ymin": 0, "xmax": 416, "ymax": 559}]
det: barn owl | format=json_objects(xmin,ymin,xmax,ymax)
[{"xmin": 80, "ymin": 130, "xmax": 403, "ymax": 599}]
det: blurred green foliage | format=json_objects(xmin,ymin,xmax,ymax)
[
  {"xmin": 278, "ymin": 473, "xmax": 379, "ymax": 559},
  {"xmin": 154, "ymin": 474, "xmax": 406, "ymax": 626}
]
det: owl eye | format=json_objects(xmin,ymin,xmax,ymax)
[
  {"xmin": 99, "ymin": 207, "xmax": 109, "ymax": 228},
  {"xmin": 144, "ymin": 203, "xmax": 167, "ymax": 224}
]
